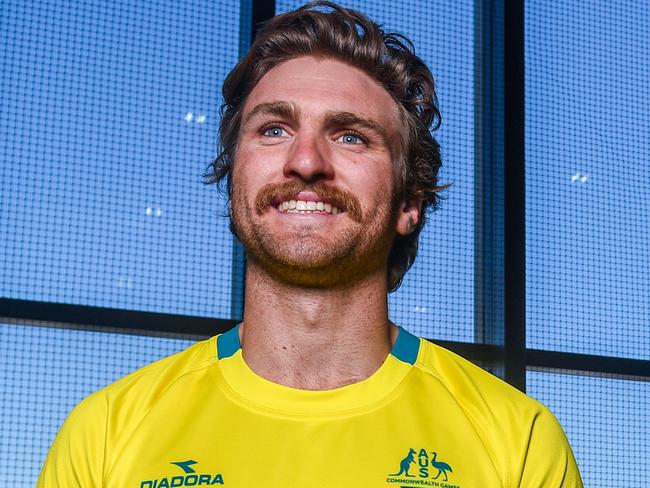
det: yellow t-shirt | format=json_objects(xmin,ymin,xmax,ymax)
[{"xmin": 37, "ymin": 325, "xmax": 582, "ymax": 487}]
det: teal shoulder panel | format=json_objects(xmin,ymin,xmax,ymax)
[
  {"xmin": 217, "ymin": 323, "xmax": 241, "ymax": 359},
  {"xmin": 391, "ymin": 326, "xmax": 420, "ymax": 365}
]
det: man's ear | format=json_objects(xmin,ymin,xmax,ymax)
[{"xmin": 395, "ymin": 198, "xmax": 422, "ymax": 236}]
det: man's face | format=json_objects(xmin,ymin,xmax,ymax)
[{"xmin": 231, "ymin": 55, "xmax": 416, "ymax": 288}]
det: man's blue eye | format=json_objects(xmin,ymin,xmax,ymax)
[
  {"xmin": 263, "ymin": 127, "xmax": 286, "ymax": 137},
  {"xmin": 340, "ymin": 133, "xmax": 363, "ymax": 144}
]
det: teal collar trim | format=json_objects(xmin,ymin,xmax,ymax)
[
  {"xmin": 218, "ymin": 323, "xmax": 419, "ymax": 365},
  {"xmin": 217, "ymin": 323, "xmax": 241, "ymax": 359},
  {"xmin": 390, "ymin": 326, "xmax": 420, "ymax": 365}
]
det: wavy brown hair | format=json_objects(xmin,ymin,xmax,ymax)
[{"xmin": 206, "ymin": 1, "xmax": 446, "ymax": 292}]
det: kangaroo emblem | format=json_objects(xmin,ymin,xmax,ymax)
[
  {"xmin": 431, "ymin": 452, "xmax": 453, "ymax": 481},
  {"xmin": 390, "ymin": 448, "xmax": 417, "ymax": 477}
]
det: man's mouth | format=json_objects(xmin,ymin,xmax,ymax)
[
  {"xmin": 255, "ymin": 181, "xmax": 361, "ymax": 222},
  {"xmin": 276, "ymin": 199, "xmax": 341, "ymax": 215}
]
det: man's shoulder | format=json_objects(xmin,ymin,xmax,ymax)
[
  {"xmin": 413, "ymin": 337, "xmax": 546, "ymax": 418},
  {"xmin": 39, "ymin": 336, "xmax": 219, "ymax": 485},
  {"xmin": 411, "ymin": 337, "xmax": 581, "ymax": 486},
  {"xmin": 100, "ymin": 335, "xmax": 216, "ymax": 403},
  {"xmin": 69, "ymin": 336, "xmax": 217, "ymax": 427}
]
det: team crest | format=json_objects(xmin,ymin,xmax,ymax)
[{"xmin": 386, "ymin": 448, "xmax": 459, "ymax": 487}]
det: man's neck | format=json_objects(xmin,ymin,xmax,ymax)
[{"xmin": 238, "ymin": 263, "xmax": 398, "ymax": 390}]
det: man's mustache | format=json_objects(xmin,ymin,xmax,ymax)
[{"xmin": 254, "ymin": 181, "xmax": 363, "ymax": 222}]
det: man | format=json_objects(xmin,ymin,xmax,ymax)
[{"xmin": 38, "ymin": 2, "xmax": 583, "ymax": 487}]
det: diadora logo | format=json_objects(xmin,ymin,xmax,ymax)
[
  {"xmin": 139, "ymin": 459, "xmax": 225, "ymax": 487},
  {"xmin": 386, "ymin": 448, "xmax": 460, "ymax": 488}
]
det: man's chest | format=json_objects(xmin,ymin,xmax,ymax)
[{"xmin": 105, "ymin": 398, "xmax": 504, "ymax": 488}]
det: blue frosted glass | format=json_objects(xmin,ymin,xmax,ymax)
[
  {"xmin": 525, "ymin": 0, "xmax": 650, "ymax": 358},
  {"xmin": 0, "ymin": 0, "xmax": 241, "ymax": 319},
  {"xmin": 528, "ymin": 370, "xmax": 649, "ymax": 488}
]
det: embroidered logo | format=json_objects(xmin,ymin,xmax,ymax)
[
  {"xmin": 386, "ymin": 448, "xmax": 459, "ymax": 487},
  {"xmin": 139, "ymin": 459, "xmax": 225, "ymax": 487}
]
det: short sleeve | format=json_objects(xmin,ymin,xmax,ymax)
[
  {"xmin": 517, "ymin": 406, "xmax": 583, "ymax": 487},
  {"xmin": 36, "ymin": 390, "xmax": 108, "ymax": 488}
]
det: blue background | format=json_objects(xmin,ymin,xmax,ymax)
[
  {"xmin": 1, "ymin": 0, "xmax": 647, "ymax": 486},
  {"xmin": 525, "ymin": 0, "xmax": 650, "ymax": 360}
]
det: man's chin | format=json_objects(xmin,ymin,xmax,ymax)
[
  {"xmin": 254, "ymin": 263, "xmax": 368, "ymax": 289},
  {"xmin": 248, "ymin": 230, "xmax": 357, "ymax": 267},
  {"xmin": 245, "ymin": 245, "xmax": 388, "ymax": 290},
  {"xmin": 250, "ymin": 249, "xmax": 349, "ymax": 277}
]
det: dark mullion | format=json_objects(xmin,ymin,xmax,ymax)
[
  {"xmin": 527, "ymin": 349, "xmax": 650, "ymax": 379},
  {"xmin": 251, "ymin": 0, "xmax": 276, "ymax": 42},
  {"xmin": 474, "ymin": 0, "xmax": 505, "ymax": 354},
  {"xmin": 430, "ymin": 339, "xmax": 503, "ymax": 366},
  {"xmin": 0, "ymin": 298, "xmax": 236, "ymax": 337},
  {"xmin": 229, "ymin": 0, "xmax": 278, "ymax": 320},
  {"xmin": 503, "ymin": 0, "xmax": 526, "ymax": 391}
]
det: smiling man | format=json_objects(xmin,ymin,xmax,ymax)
[{"xmin": 38, "ymin": 2, "xmax": 582, "ymax": 487}]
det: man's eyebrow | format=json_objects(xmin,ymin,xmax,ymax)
[
  {"xmin": 324, "ymin": 111, "xmax": 389, "ymax": 145},
  {"xmin": 242, "ymin": 101, "xmax": 299, "ymax": 128}
]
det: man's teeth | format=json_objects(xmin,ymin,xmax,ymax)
[{"xmin": 278, "ymin": 200, "xmax": 340, "ymax": 214}]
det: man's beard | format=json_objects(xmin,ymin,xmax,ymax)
[{"xmin": 231, "ymin": 180, "xmax": 397, "ymax": 289}]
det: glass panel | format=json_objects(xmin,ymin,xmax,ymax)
[
  {"xmin": 0, "ymin": 0, "xmax": 242, "ymax": 318},
  {"xmin": 525, "ymin": 0, "xmax": 650, "ymax": 358},
  {"xmin": 276, "ymin": 0, "xmax": 476, "ymax": 342},
  {"xmin": 0, "ymin": 320, "xmax": 197, "ymax": 486},
  {"xmin": 528, "ymin": 369, "xmax": 649, "ymax": 488}
]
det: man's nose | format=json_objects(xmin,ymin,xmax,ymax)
[{"xmin": 282, "ymin": 132, "xmax": 334, "ymax": 182}]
